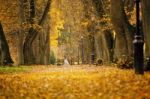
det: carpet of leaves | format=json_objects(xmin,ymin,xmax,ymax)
[{"xmin": 0, "ymin": 65, "xmax": 150, "ymax": 99}]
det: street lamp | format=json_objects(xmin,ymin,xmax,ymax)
[
  {"xmin": 91, "ymin": 36, "xmax": 95, "ymax": 65},
  {"xmin": 81, "ymin": 36, "xmax": 84, "ymax": 64},
  {"xmin": 133, "ymin": 0, "xmax": 144, "ymax": 74},
  {"xmin": 78, "ymin": 44, "xmax": 80, "ymax": 65}
]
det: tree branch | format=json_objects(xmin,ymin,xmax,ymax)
[{"xmin": 38, "ymin": 0, "xmax": 51, "ymax": 25}]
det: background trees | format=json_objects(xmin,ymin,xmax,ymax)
[
  {"xmin": 110, "ymin": 0, "xmax": 135, "ymax": 60},
  {"xmin": 0, "ymin": 0, "xmax": 51, "ymax": 65},
  {"xmin": 0, "ymin": 0, "xmax": 150, "ymax": 68},
  {"xmin": 141, "ymin": 0, "xmax": 150, "ymax": 58},
  {"xmin": 141, "ymin": 0, "xmax": 150, "ymax": 70}
]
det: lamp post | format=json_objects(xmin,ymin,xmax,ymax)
[
  {"xmin": 78, "ymin": 44, "xmax": 80, "ymax": 65},
  {"xmin": 91, "ymin": 16, "xmax": 95, "ymax": 65},
  {"xmin": 81, "ymin": 36, "xmax": 84, "ymax": 64},
  {"xmin": 133, "ymin": 0, "xmax": 144, "ymax": 74},
  {"xmin": 91, "ymin": 35, "xmax": 95, "ymax": 65}
]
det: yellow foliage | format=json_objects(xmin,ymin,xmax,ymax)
[{"xmin": 50, "ymin": 1, "xmax": 65, "ymax": 47}]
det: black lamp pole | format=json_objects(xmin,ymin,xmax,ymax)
[
  {"xmin": 133, "ymin": 0, "xmax": 144, "ymax": 74},
  {"xmin": 81, "ymin": 36, "xmax": 84, "ymax": 64},
  {"xmin": 91, "ymin": 35, "xmax": 95, "ymax": 65}
]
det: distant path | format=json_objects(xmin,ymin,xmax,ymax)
[{"xmin": 31, "ymin": 65, "xmax": 116, "ymax": 73}]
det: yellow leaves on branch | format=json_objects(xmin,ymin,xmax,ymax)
[
  {"xmin": 22, "ymin": 22, "xmax": 43, "ymax": 33},
  {"xmin": 50, "ymin": 1, "xmax": 65, "ymax": 47}
]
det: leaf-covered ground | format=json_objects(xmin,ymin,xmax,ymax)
[{"xmin": 0, "ymin": 65, "xmax": 150, "ymax": 99}]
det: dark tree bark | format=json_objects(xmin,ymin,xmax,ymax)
[
  {"xmin": 23, "ymin": 0, "xmax": 51, "ymax": 65},
  {"xmin": 124, "ymin": 0, "xmax": 134, "ymax": 11},
  {"xmin": 29, "ymin": 0, "xmax": 35, "ymax": 24},
  {"xmin": 0, "ymin": 22, "xmax": 13, "ymax": 66},
  {"xmin": 141, "ymin": 0, "xmax": 150, "ymax": 57},
  {"xmin": 110, "ymin": 0, "xmax": 134, "ymax": 60},
  {"xmin": 91, "ymin": 0, "xmax": 114, "ymax": 62},
  {"xmin": 38, "ymin": 22, "xmax": 50, "ymax": 65},
  {"xmin": 83, "ymin": 37, "xmax": 91, "ymax": 64},
  {"xmin": 92, "ymin": 0, "xmax": 104, "ymax": 17},
  {"xmin": 141, "ymin": 0, "xmax": 150, "ymax": 70},
  {"xmin": 95, "ymin": 30, "xmax": 113, "ymax": 62},
  {"xmin": 80, "ymin": 0, "xmax": 95, "ymax": 64},
  {"xmin": 103, "ymin": 30, "xmax": 114, "ymax": 62},
  {"xmin": 23, "ymin": 0, "xmax": 36, "ymax": 64},
  {"xmin": 17, "ymin": 0, "xmax": 27, "ymax": 65}
]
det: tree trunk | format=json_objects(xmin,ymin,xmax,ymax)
[
  {"xmin": 0, "ymin": 22, "xmax": 13, "ymax": 66},
  {"xmin": 18, "ymin": 0, "xmax": 26, "ymax": 65},
  {"xmin": 103, "ymin": 30, "xmax": 114, "ymax": 62},
  {"xmin": 39, "ymin": 23, "xmax": 50, "ymax": 65},
  {"xmin": 92, "ymin": 0, "xmax": 114, "ymax": 62},
  {"xmin": 141, "ymin": 0, "xmax": 150, "ymax": 70},
  {"xmin": 95, "ymin": 30, "xmax": 113, "ymax": 62},
  {"xmin": 110, "ymin": 0, "xmax": 134, "ymax": 60},
  {"xmin": 141, "ymin": 0, "xmax": 150, "ymax": 57},
  {"xmin": 23, "ymin": 28, "xmax": 37, "ymax": 64},
  {"xmin": 23, "ymin": 0, "xmax": 36, "ymax": 65},
  {"xmin": 23, "ymin": 0, "xmax": 51, "ymax": 65}
]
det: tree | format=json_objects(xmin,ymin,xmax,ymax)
[
  {"xmin": 18, "ymin": 0, "xmax": 28, "ymax": 65},
  {"xmin": 23, "ymin": 0, "xmax": 51, "ymax": 65},
  {"xmin": 0, "ymin": 22, "xmax": 13, "ymax": 65},
  {"xmin": 141, "ymin": 0, "xmax": 150, "ymax": 70},
  {"xmin": 49, "ymin": 51, "xmax": 56, "ymax": 65},
  {"xmin": 92, "ymin": 0, "xmax": 114, "ymax": 62},
  {"xmin": 110, "ymin": 0, "xmax": 134, "ymax": 60}
]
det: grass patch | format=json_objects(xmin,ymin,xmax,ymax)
[{"xmin": 0, "ymin": 66, "xmax": 33, "ymax": 74}]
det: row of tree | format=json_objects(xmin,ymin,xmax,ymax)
[
  {"xmin": 0, "ymin": 0, "xmax": 51, "ymax": 65},
  {"xmin": 0, "ymin": 0, "xmax": 150, "ymax": 68},
  {"xmin": 54, "ymin": 0, "xmax": 150, "ymax": 68}
]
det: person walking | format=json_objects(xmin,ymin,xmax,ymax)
[{"xmin": 64, "ymin": 58, "xmax": 70, "ymax": 66}]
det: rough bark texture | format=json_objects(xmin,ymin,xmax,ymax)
[
  {"xmin": 124, "ymin": 0, "xmax": 134, "ymax": 11},
  {"xmin": 103, "ymin": 30, "xmax": 114, "ymax": 62},
  {"xmin": 0, "ymin": 0, "xmax": 20, "ymax": 64},
  {"xmin": 18, "ymin": 0, "xmax": 26, "ymax": 65},
  {"xmin": 23, "ymin": 0, "xmax": 51, "ymax": 65},
  {"xmin": 0, "ymin": 22, "xmax": 13, "ymax": 65},
  {"xmin": 23, "ymin": 0, "xmax": 36, "ymax": 65},
  {"xmin": 92, "ymin": 0, "xmax": 114, "ymax": 62},
  {"xmin": 110, "ymin": 0, "xmax": 134, "ymax": 60},
  {"xmin": 95, "ymin": 30, "xmax": 113, "ymax": 62},
  {"xmin": 92, "ymin": 0, "xmax": 104, "ymax": 17},
  {"xmin": 141, "ymin": 0, "xmax": 150, "ymax": 57},
  {"xmin": 80, "ymin": 0, "xmax": 96, "ymax": 64},
  {"xmin": 141, "ymin": 0, "xmax": 150, "ymax": 70}
]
